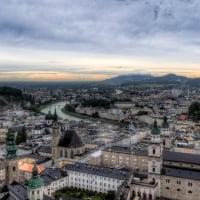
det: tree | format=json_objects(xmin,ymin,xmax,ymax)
[
  {"xmin": 16, "ymin": 126, "xmax": 27, "ymax": 145},
  {"xmin": 188, "ymin": 101, "xmax": 200, "ymax": 121},
  {"xmin": 105, "ymin": 191, "xmax": 115, "ymax": 200}
]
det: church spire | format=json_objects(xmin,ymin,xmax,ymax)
[
  {"xmin": 27, "ymin": 163, "xmax": 44, "ymax": 200},
  {"xmin": 6, "ymin": 128, "xmax": 17, "ymax": 160},
  {"xmin": 151, "ymin": 120, "xmax": 160, "ymax": 135},
  {"xmin": 162, "ymin": 116, "xmax": 169, "ymax": 129},
  {"xmin": 53, "ymin": 108, "xmax": 58, "ymax": 121}
]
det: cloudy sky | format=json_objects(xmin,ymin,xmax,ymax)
[{"xmin": 0, "ymin": 0, "xmax": 200, "ymax": 81}]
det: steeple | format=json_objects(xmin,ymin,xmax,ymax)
[
  {"xmin": 52, "ymin": 108, "xmax": 60, "ymax": 166},
  {"xmin": 6, "ymin": 128, "xmax": 17, "ymax": 160},
  {"xmin": 5, "ymin": 128, "xmax": 19, "ymax": 185},
  {"xmin": 161, "ymin": 116, "xmax": 171, "ymax": 149},
  {"xmin": 148, "ymin": 120, "xmax": 163, "ymax": 196},
  {"xmin": 162, "ymin": 116, "xmax": 169, "ymax": 129},
  {"xmin": 53, "ymin": 108, "xmax": 58, "ymax": 122},
  {"xmin": 27, "ymin": 163, "xmax": 44, "ymax": 200},
  {"xmin": 27, "ymin": 164, "xmax": 43, "ymax": 189},
  {"xmin": 151, "ymin": 120, "xmax": 160, "ymax": 136}
]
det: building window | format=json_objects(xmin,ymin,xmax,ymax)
[
  {"xmin": 166, "ymin": 187, "xmax": 169, "ymax": 190},
  {"xmin": 153, "ymin": 149, "xmax": 155, "ymax": 154},
  {"xmin": 177, "ymin": 180, "xmax": 181, "ymax": 184},
  {"xmin": 152, "ymin": 168, "xmax": 155, "ymax": 172},
  {"xmin": 65, "ymin": 150, "xmax": 68, "ymax": 158},
  {"xmin": 13, "ymin": 166, "xmax": 15, "ymax": 171},
  {"xmin": 163, "ymin": 140, "xmax": 165, "ymax": 146},
  {"xmin": 60, "ymin": 150, "xmax": 63, "ymax": 157},
  {"xmin": 188, "ymin": 182, "xmax": 192, "ymax": 187},
  {"xmin": 32, "ymin": 191, "xmax": 34, "ymax": 195},
  {"xmin": 177, "ymin": 189, "xmax": 180, "ymax": 191},
  {"xmin": 188, "ymin": 191, "xmax": 192, "ymax": 194}
]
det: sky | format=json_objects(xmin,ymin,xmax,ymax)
[{"xmin": 0, "ymin": 0, "xmax": 200, "ymax": 81}]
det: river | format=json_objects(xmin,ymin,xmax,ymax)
[{"xmin": 40, "ymin": 101, "xmax": 81, "ymax": 121}]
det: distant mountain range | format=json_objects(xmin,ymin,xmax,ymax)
[{"xmin": 100, "ymin": 73, "xmax": 200, "ymax": 87}]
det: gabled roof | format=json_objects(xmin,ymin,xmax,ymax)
[{"xmin": 58, "ymin": 130, "xmax": 84, "ymax": 148}]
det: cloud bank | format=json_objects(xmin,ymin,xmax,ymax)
[{"xmin": 0, "ymin": 0, "xmax": 200, "ymax": 80}]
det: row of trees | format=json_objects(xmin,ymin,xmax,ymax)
[
  {"xmin": 188, "ymin": 101, "xmax": 200, "ymax": 122},
  {"xmin": 15, "ymin": 126, "xmax": 27, "ymax": 145}
]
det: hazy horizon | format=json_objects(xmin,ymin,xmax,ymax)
[{"xmin": 1, "ymin": 0, "xmax": 200, "ymax": 81}]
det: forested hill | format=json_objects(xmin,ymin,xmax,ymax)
[
  {"xmin": 0, "ymin": 86, "xmax": 23, "ymax": 105},
  {"xmin": 0, "ymin": 86, "xmax": 22, "ymax": 97}
]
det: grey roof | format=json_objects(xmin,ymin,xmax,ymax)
[
  {"xmin": 40, "ymin": 168, "xmax": 68, "ymax": 186},
  {"xmin": 8, "ymin": 182, "xmax": 54, "ymax": 200},
  {"xmin": 64, "ymin": 163, "xmax": 131, "ymax": 181},
  {"xmin": 37, "ymin": 146, "xmax": 52, "ymax": 154},
  {"xmin": 58, "ymin": 130, "xmax": 84, "ymax": 148},
  {"xmin": 104, "ymin": 145, "xmax": 148, "ymax": 156},
  {"xmin": 163, "ymin": 167, "xmax": 200, "ymax": 180},
  {"xmin": 163, "ymin": 150, "xmax": 200, "ymax": 165},
  {"xmin": 8, "ymin": 182, "xmax": 27, "ymax": 200},
  {"xmin": 19, "ymin": 154, "xmax": 51, "ymax": 164}
]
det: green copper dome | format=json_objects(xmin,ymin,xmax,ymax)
[
  {"xmin": 162, "ymin": 116, "xmax": 169, "ymax": 128},
  {"xmin": 27, "ymin": 164, "xmax": 43, "ymax": 189},
  {"xmin": 6, "ymin": 128, "xmax": 17, "ymax": 160},
  {"xmin": 151, "ymin": 120, "xmax": 160, "ymax": 135}
]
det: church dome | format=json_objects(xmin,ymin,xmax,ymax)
[
  {"xmin": 58, "ymin": 130, "xmax": 84, "ymax": 148},
  {"xmin": 27, "ymin": 164, "xmax": 43, "ymax": 189}
]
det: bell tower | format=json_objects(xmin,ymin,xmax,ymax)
[
  {"xmin": 27, "ymin": 164, "xmax": 44, "ymax": 200},
  {"xmin": 5, "ymin": 128, "xmax": 19, "ymax": 185},
  {"xmin": 161, "ymin": 116, "xmax": 171, "ymax": 149},
  {"xmin": 51, "ymin": 108, "xmax": 60, "ymax": 165},
  {"xmin": 148, "ymin": 120, "xmax": 162, "ymax": 196}
]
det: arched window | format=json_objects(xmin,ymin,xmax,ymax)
[
  {"xmin": 60, "ymin": 149, "xmax": 63, "ymax": 157},
  {"xmin": 65, "ymin": 150, "xmax": 68, "ymax": 158}
]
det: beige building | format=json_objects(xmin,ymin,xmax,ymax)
[
  {"xmin": 102, "ymin": 146, "xmax": 148, "ymax": 174},
  {"xmin": 100, "ymin": 117, "xmax": 200, "ymax": 200},
  {"xmin": 161, "ymin": 151, "xmax": 200, "ymax": 200}
]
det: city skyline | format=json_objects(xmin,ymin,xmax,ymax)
[{"xmin": 1, "ymin": 0, "xmax": 200, "ymax": 81}]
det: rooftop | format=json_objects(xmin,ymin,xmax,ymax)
[
  {"xmin": 37, "ymin": 145, "xmax": 52, "ymax": 154},
  {"xmin": 163, "ymin": 167, "xmax": 200, "ymax": 180},
  {"xmin": 103, "ymin": 145, "xmax": 148, "ymax": 156},
  {"xmin": 40, "ymin": 168, "xmax": 68, "ymax": 186},
  {"xmin": 58, "ymin": 130, "xmax": 84, "ymax": 148},
  {"xmin": 163, "ymin": 150, "xmax": 200, "ymax": 165},
  {"xmin": 64, "ymin": 163, "xmax": 131, "ymax": 180}
]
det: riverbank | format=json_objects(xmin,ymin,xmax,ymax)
[
  {"xmin": 61, "ymin": 107, "xmax": 127, "ymax": 127},
  {"xmin": 40, "ymin": 101, "xmax": 80, "ymax": 121},
  {"xmin": 40, "ymin": 101, "xmax": 128, "ymax": 126}
]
